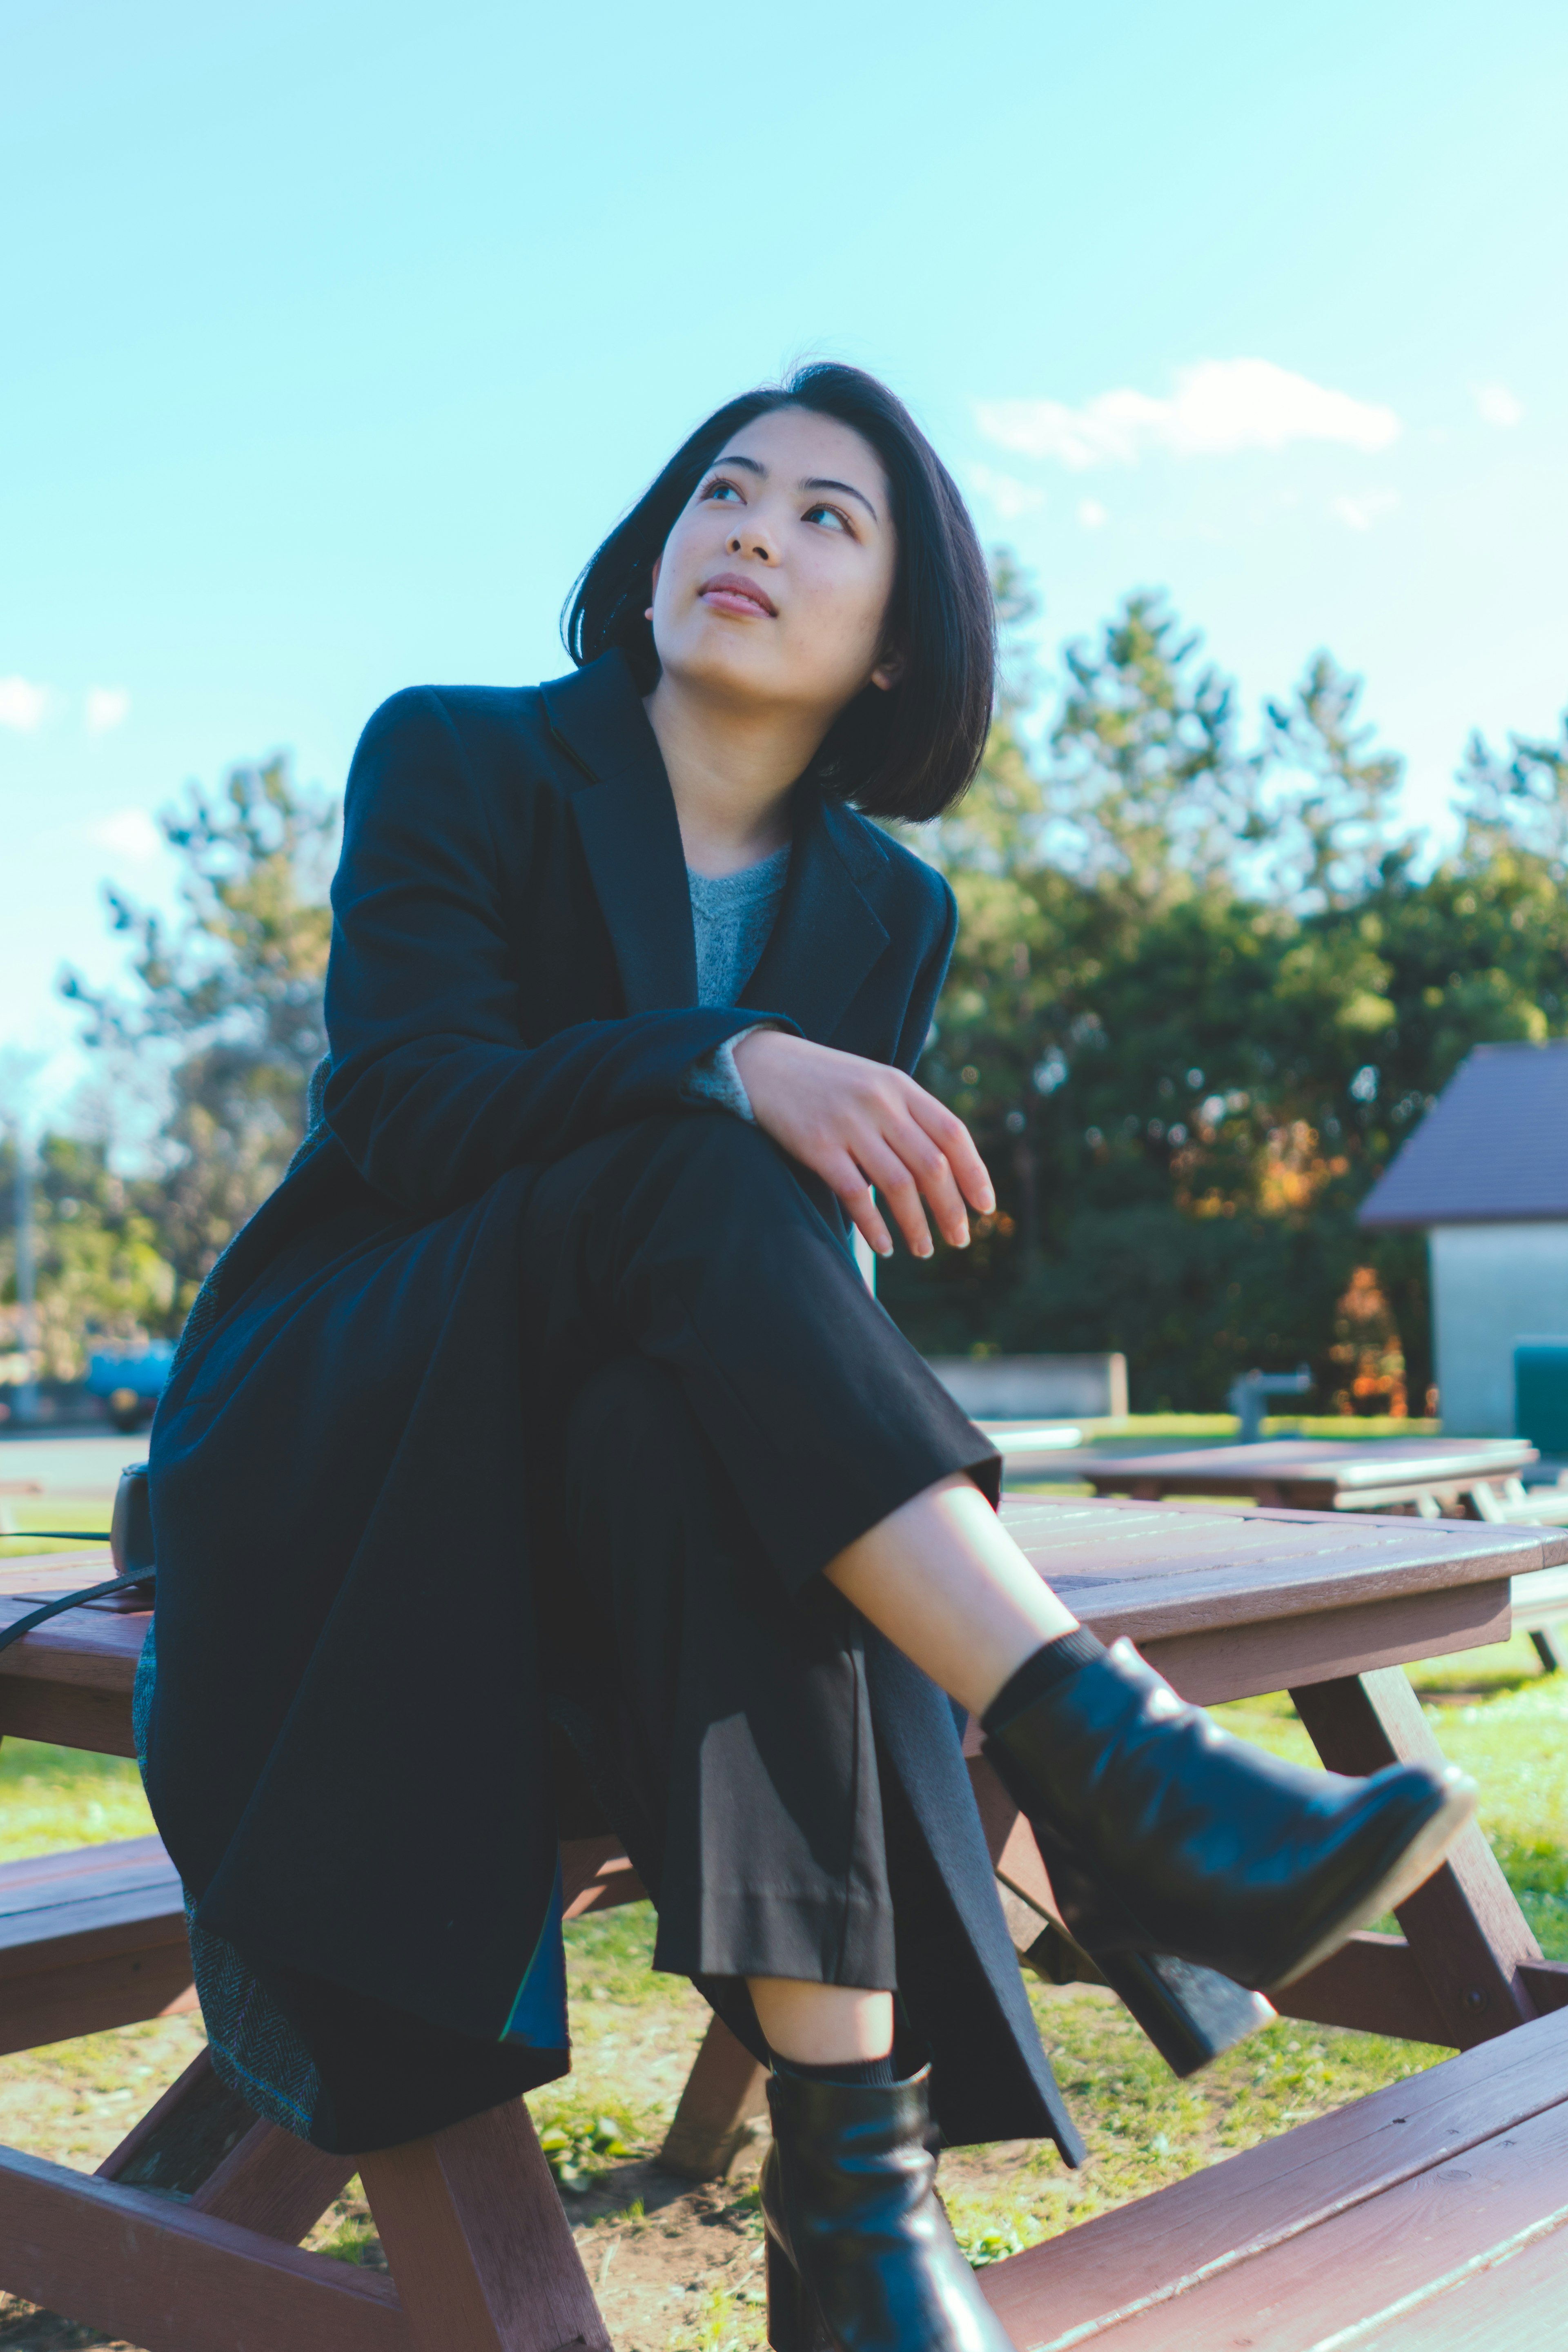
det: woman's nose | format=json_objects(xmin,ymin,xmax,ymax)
[{"xmin": 727, "ymin": 529, "xmax": 776, "ymax": 563}]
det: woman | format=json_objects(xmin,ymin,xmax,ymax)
[{"xmin": 142, "ymin": 364, "xmax": 1472, "ymax": 2352}]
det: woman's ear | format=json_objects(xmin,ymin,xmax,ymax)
[
  {"xmin": 870, "ymin": 644, "xmax": 905, "ymax": 693},
  {"xmin": 645, "ymin": 554, "xmax": 662, "ymax": 624}
]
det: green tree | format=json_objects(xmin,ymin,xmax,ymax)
[
  {"xmin": 1262, "ymin": 653, "xmax": 1410, "ymax": 907},
  {"xmin": 1048, "ymin": 591, "xmax": 1255, "ymax": 903},
  {"xmin": 883, "ymin": 576, "xmax": 1568, "ymax": 1414},
  {"xmin": 1456, "ymin": 711, "xmax": 1568, "ymax": 868},
  {"xmin": 64, "ymin": 756, "xmax": 336, "ymax": 1306}
]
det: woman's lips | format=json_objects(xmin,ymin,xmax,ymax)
[{"xmin": 699, "ymin": 572, "xmax": 777, "ymax": 618}]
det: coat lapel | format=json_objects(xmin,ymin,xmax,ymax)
[
  {"xmin": 541, "ymin": 650, "xmax": 892, "ymax": 1038},
  {"xmin": 742, "ymin": 786, "xmax": 891, "ymax": 1042},
  {"xmin": 541, "ymin": 652, "xmax": 697, "ymax": 1013}
]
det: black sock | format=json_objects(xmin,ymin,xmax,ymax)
[
  {"xmin": 981, "ymin": 1628, "xmax": 1107, "ymax": 1736},
  {"xmin": 771, "ymin": 2049, "xmax": 898, "ymax": 2089}
]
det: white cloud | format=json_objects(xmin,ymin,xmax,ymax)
[
  {"xmin": 0, "ymin": 677, "xmax": 49, "ymax": 732},
  {"xmin": 90, "ymin": 808, "xmax": 163, "ymax": 862},
  {"xmin": 975, "ymin": 359, "xmax": 1401, "ymax": 470},
  {"xmin": 1330, "ymin": 490, "xmax": 1399, "ymax": 532},
  {"xmin": 966, "ymin": 464, "xmax": 1045, "ymax": 521},
  {"xmin": 1078, "ymin": 499, "xmax": 1109, "ymax": 529},
  {"xmin": 85, "ymin": 686, "xmax": 130, "ymax": 734},
  {"xmin": 1474, "ymin": 383, "xmax": 1523, "ymax": 428}
]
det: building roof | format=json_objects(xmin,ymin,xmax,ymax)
[{"xmin": 1359, "ymin": 1040, "xmax": 1568, "ymax": 1228}]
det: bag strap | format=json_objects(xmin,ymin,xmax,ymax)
[{"xmin": 0, "ymin": 1573, "xmax": 156, "ymax": 1656}]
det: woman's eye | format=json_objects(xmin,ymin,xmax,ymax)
[
  {"xmin": 803, "ymin": 502, "xmax": 851, "ymax": 534},
  {"xmin": 703, "ymin": 478, "xmax": 742, "ymax": 505}
]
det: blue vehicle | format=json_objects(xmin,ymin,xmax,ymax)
[{"xmin": 86, "ymin": 1341, "xmax": 176, "ymax": 1433}]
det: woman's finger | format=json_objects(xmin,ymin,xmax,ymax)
[
  {"xmin": 851, "ymin": 1137, "xmax": 935, "ymax": 1258},
  {"xmin": 820, "ymin": 1151, "xmax": 896, "ymax": 1258},
  {"xmin": 907, "ymin": 1090, "xmax": 995, "ymax": 1214},
  {"xmin": 884, "ymin": 1115, "xmax": 971, "ymax": 1248}
]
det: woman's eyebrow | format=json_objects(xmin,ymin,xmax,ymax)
[{"xmin": 801, "ymin": 475, "xmax": 879, "ymax": 521}]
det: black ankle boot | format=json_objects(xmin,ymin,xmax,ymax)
[
  {"xmin": 761, "ymin": 2065, "xmax": 1011, "ymax": 2352},
  {"xmin": 984, "ymin": 1637, "xmax": 1475, "ymax": 1996}
]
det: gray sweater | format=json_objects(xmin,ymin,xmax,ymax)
[{"xmin": 684, "ymin": 844, "xmax": 791, "ymax": 1119}]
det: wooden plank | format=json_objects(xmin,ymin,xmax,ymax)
[
  {"xmin": 977, "ymin": 2005, "xmax": 1568, "ymax": 2349},
  {"xmin": 658, "ymin": 2014, "xmax": 770, "ymax": 2180},
  {"xmin": 1036, "ymin": 2076, "xmax": 1568, "ymax": 2349},
  {"xmin": 1056, "ymin": 1437, "xmax": 1537, "ymax": 1496},
  {"xmin": 0, "ymin": 1936, "xmax": 195, "ymax": 2056},
  {"xmin": 1336, "ymin": 2205, "xmax": 1568, "ymax": 2349},
  {"xmin": 0, "ymin": 1676, "xmax": 137, "ymax": 1755},
  {"xmin": 0, "ymin": 1592, "xmax": 147, "ymax": 1689},
  {"xmin": 560, "ymin": 1836, "xmax": 647, "ymax": 1920},
  {"xmin": 0, "ymin": 2140, "xmax": 411, "ymax": 2351},
  {"xmin": 361, "ymin": 2098, "xmax": 610, "ymax": 2352},
  {"xmin": 0, "ymin": 1835, "xmax": 183, "ymax": 1961},
  {"xmin": 1272, "ymin": 1931, "xmax": 1454, "ymax": 2045},
  {"xmin": 192, "ymin": 2120, "xmax": 358, "ymax": 2244},
  {"xmin": 1140, "ymin": 1577, "xmax": 1513, "ymax": 1704},
  {"xmin": 1291, "ymin": 1669, "xmax": 1541, "ymax": 2045},
  {"xmin": 999, "ymin": 1495, "xmax": 1551, "ymax": 1648},
  {"xmin": 100, "ymin": 2049, "xmax": 262, "ymax": 2195}
]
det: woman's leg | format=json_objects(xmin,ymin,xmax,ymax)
[
  {"xmin": 823, "ymin": 1473, "xmax": 1078, "ymax": 1717},
  {"xmin": 550, "ymin": 1354, "xmax": 907, "ymax": 2065},
  {"xmin": 526, "ymin": 1114, "xmax": 1471, "ymax": 2013}
]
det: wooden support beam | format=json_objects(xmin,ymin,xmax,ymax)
[
  {"xmin": 360, "ymin": 2098, "xmax": 610, "ymax": 2352},
  {"xmin": 1272, "ymin": 1930, "xmax": 1453, "ymax": 2045},
  {"xmin": 659, "ymin": 2013, "xmax": 770, "ymax": 2180},
  {"xmin": 192, "ymin": 2119, "xmax": 358, "ymax": 2244},
  {"xmin": 0, "ymin": 1678, "xmax": 138, "ymax": 1756},
  {"xmin": 0, "ymin": 2140, "xmax": 410, "ymax": 2351},
  {"xmin": 1290, "ymin": 1668, "xmax": 1540, "ymax": 2045},
  {"xmin": 0, "ymin": 1934, "xmax": 195, "ymax": 2055},
  {"xmin": 98, "ymin": 2048, "xmax": 259, "ymax": 2195},
  {"xmin": 559, "ymin": 1835, "xmax": 647, "ymax": 1920}
]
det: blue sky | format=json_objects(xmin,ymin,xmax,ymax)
[{"xmin": 3, "ymin": 0, "xmax": 1564, "ymax": 1117}]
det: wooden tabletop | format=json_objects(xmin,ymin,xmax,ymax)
[
  {"xmin": 1000, "ymin": 1492, "xmax": 1556, "ymax": 1703},
  {"xmin": 0, "ymin": 1497, "xmax": 1555, "ymax": 1742},
  {"xmin": 1017, "ymin": 1433, "xmax": 1539, "ymax": 1511}
]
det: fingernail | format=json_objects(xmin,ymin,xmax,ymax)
[
  {"xmin": 978, "ymin": 1191, "xmax": 995, "ymax": 1214},
  {"xmin": 877, "ymin": 1242, "xmax": 893, "ymax": 1258},
  {"xmin": 917, "ymin": 1243, "xmax": 933, "ymax": 1259},
  {"xmin": 955, "ymin": 1227, "xmax": 970, "ymax": 1249}
]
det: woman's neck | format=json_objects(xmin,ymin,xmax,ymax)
[{"xmin": 644, "ymin": 675, "xmax": 816, "ymax": 878}]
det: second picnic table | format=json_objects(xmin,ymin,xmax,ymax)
[{"xmin": 1015, "ymin": 1432, "xmax": 1541, "ymax": 1514}]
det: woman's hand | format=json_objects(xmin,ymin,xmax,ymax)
[{"xmin": 732, "ymin": 1030, "xmax": 994, "ymax": 1258}]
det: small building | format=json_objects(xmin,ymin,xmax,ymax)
[{"xmin": 1359, "ymin": 1040, "xmax": 1568, "ymax": 1434}]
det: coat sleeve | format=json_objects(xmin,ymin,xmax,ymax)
[
  {"xmin": 323, "ymin": 688, "xmax": 791, "ymax": 1213},
  {"xmin": 891, "ymin": 870, "xmax": 958, "ymax": 1076}
]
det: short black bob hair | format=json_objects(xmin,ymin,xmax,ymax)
[{"xmin": 562, "ymin": 363, "xmax": 994, "ymax": 823}]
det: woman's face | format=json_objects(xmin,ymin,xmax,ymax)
[{"xmin": 648, "ymin": 405, "xmax": 899, "ymax": 728}]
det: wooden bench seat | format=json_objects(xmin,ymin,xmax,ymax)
[
  {"xmin": 0, "ymin": 1834, "xmax": 194, "ymax": 2056},
  {"xmin": 978, "ymin": 1999, "xmax": 1568, "ymax": 2348}
]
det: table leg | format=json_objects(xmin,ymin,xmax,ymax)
[
  {"xmin": 659, "ymin": 2012, "xmax": 770, "ymax": 2180},
  {"xmin": 361, "ymin": 2095, "xmax": 610, "ymax": 2352},
  {"xmin": 1289, "ymin": 1668, "xmax": 1540, "ymax": 2047}
]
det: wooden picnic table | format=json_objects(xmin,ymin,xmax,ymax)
[
  {"xmin": 1018, "ymin": 1432, "xmax": 1541, "ymax": 1515},
  {"xmin": 0, "ymin": 1494, "xmax": 1564, "ymax": 2348}
]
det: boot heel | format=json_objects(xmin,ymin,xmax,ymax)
[
  {"xmin": 1093, "ymin": 1948, "xmax": 1275, "ymax": 2078},
  {"xmin": 766, "ymin": 2230, "xmax": 828, "ymax": 2352}
]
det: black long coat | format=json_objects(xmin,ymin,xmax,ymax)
[{"xmin": 143, "ymin": 648, "xmax": 1080, "ymax": 2162}]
